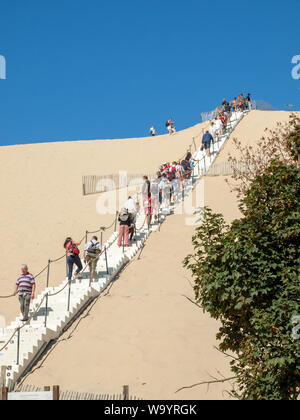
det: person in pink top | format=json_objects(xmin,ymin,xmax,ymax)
[
  {"xmin": 64, "ymin": 237, "xmax": 83, "ymax": 280},
  {"xmin": 118, "ymin": 209, "xmax": 131, "ymax": 247}
]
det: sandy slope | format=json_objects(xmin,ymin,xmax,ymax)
[
  {"xmin": 0, "ymin": 110, "xmax": 295, "ymax": 399},
  {"xmin": 0, "ymin": 122, "xmax": 207, "ymax": 324},
  {"xmin": 17, "ymin": 190, "xmax": 234, "ymax": 400},
  {"xmin": 204, "ymin": 111, "xmax": 298, "ymax": 222}
]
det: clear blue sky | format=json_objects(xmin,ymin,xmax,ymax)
[{"xmin": 0, "ymin": 0, "xmax": 299, "ymax": 146}]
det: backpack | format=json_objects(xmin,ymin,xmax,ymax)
[
  {"xmin": 119, "ymin": 213, "xmax": 130, "ymax": 223},
  {"xmin": 168, "ymin": 170, "xmax": 176, "ymax": 181},
  {"xmin": 86, "ymin": 241, "xmax": 100, "ymax": 258},
  {"xmin": 68, "ymin": 242, "xmax": 80, "ymax": 257},
  {"xmin": 151, "ymin": 182, "xmax": 159, "ymax": 195}
]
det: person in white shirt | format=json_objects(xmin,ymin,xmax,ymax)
[
  {"xmin": 214, "ymin": 118, "xmax": 223, "ymax": 137},
  {"xmin": 209, "ymin": 121, "xmax": 216, "ymax": 137},
  {"xmin": 124, "ymin": 196, "xmax": 137, "ymax": 213},
  {"xmin": 166, "ymin": 118, "xmax": 176, "ymax": 135},
  {"xmin": 149, "ymin": 126, "xmax": 156, "ymax": 136},
  {"xmin": 84, "ymin": 236, "xmax": 102, "ymax": 284}
]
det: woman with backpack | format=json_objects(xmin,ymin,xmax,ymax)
[
  {"xmin": 118, "ymin": 209, "xmax": 131, "ymax": 247},
  {"xmin": 64, "ymin": 237, "xmax": 83, "ymax": 281}
]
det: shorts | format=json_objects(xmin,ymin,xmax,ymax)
[
  {"xmin": 151, "ymin": 196, "xmax": 159, "ymax": 213},
  {"xmin": 86, "ymin": 256, "xmax": 99, "ymax": 272},
  {"xmin": 203, "ymin": 142, "xmax": 211, "ymax": 150},
  {"xmin": 143, "ymin": 198, "xmax": 152, "ymax": 215},
  {"xmin": 144, "ymin": 205, "xmax": 152, "ymax": 215}
]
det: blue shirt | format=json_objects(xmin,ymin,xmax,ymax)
[{"xmin": 202, "ymin": 133, "xmax": 213, "ymax": 144}]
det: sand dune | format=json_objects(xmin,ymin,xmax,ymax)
[
  {"xmin": 0, "ymin": 122, "xmax": 207, "ymax": 325},
  {"xmin": 0, "ymin": 110, "xmax": 295, "ymax": 399}
]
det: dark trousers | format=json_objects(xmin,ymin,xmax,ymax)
[
  {"xmin": 19, "ymin": 294, "xmax": 31, "ymax": 320},
  {"xmin": 129, "ymin": 225, "xmax": 135, "ymax": 241},
  {"xmin": 67, "ymin": 255, "xmax": 83, "ymax": 280}
]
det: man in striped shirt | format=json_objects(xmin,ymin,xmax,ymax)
[{"xmin": 13, "ymin": 265, "xmax": 35, "ymax": 322}]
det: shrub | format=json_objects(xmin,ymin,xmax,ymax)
[{"xmin": 185, "ymin": 160, "xmax": 300, "ymax": 399}]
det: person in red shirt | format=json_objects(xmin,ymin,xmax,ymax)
[{"xmin": 64, "ymin": 237, "xmax": 83, "ymax": 281}]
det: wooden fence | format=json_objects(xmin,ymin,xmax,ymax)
[
  {"xmin": 11, "ymin": 384, "xmax": 142, "ymax": 400},
  {"xmin": 82, "ymin": 173, "xmax": 157, "ymax": 196},
  {"xmin": 204, "ymin": 161, "xmax": 247, "ymax": 177}
]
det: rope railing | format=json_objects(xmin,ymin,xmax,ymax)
[
  {"xmin": 0, "ymin": 213, "xmax": 119, "ymax": 300},
  {"xmin": 134, "ymin": 215, "xmax": 148, "ymax": 233},
  {"xmin": 0, "ymin": 209, "xmax": 129, "ymax": 368},
  {"xmin": 0, "ymin": 293, "xmax": 15, "ymax": 299},
  {"xmin": 0, "ymin": 231, "xmax": 123, "ymax": 362},
  {"xmin": 0, "ymin": 255, "xmax": 96, "ymax": 354},
  {"xmin": 49, "ymin": 254, "xmax": 67, "ymax": 264},
  {"xmin": 0, "ymin": 294, "xmax": 47, "ymax": 353}
]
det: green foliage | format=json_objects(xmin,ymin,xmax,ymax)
[
  {"xmin": 185, "ymin": 161, "xmax": 300, "ymax": 400},
  {"xmin": 286, "ymin": 114, "xmax": 300, "ymax": 163}
]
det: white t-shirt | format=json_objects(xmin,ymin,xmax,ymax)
[
  {"xmin": 215, "ymin": 119, "xmax": 222, "ymax": 130},
  {"xmin": 209, "ymin": 125, "xmax": 216, "ymax": 135},
  {"xmin": 124, "ymin": 198, "xmax": 137, "ymax": 213},
  {"xmin": 158, "ymin": 179, "xmax": 165, "ymax": 190}
]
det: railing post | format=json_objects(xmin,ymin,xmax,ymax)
[
  {"xmin": 85, "ymin": 230, "xmax": 88, "ymax": 245},
  {"xmin": 67, "ymin": 279, "xmax": 71, "ymax": 312},
  {"xmin": 65, "ymin": 252, "xmax": 68, "ymax": 278},
  {"xmin": 16, "ymin": 328, "xmax": 20, "ymax": 366},
  {"xmin": 104, "ymin": 246, "xmax": 109, "ymax": 275},
  {"xmin": 1, "ymin": 366, "xmax": 7, "ymax": 388},
  {"xmin": 1, "ymin": 386, "xmax": 8, "ymax": 401},
  {"xmin": 53, "ymin": 385, "xmax": 60, "ymax": 401},
  {"xmin": 122, "ymin": 226, "xmax": 125, "ymax": 253},
  {"xmin": 114, "ymin": 211, "xmax": 118, "ymax": 232},
  {"xmin": 123, "ymin": 385, "xmax": 129, "ymax": 401},
  {"xmin": 46, "ymin": 260, "xmax": 50, "ymax": 288},
  {"xmin": 44, "ymin": 293, "xmax": 49, "ymax": 328},
  {"xmin": 193, "ymin": 137, "xmax": 197, "ymax": 152}
]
